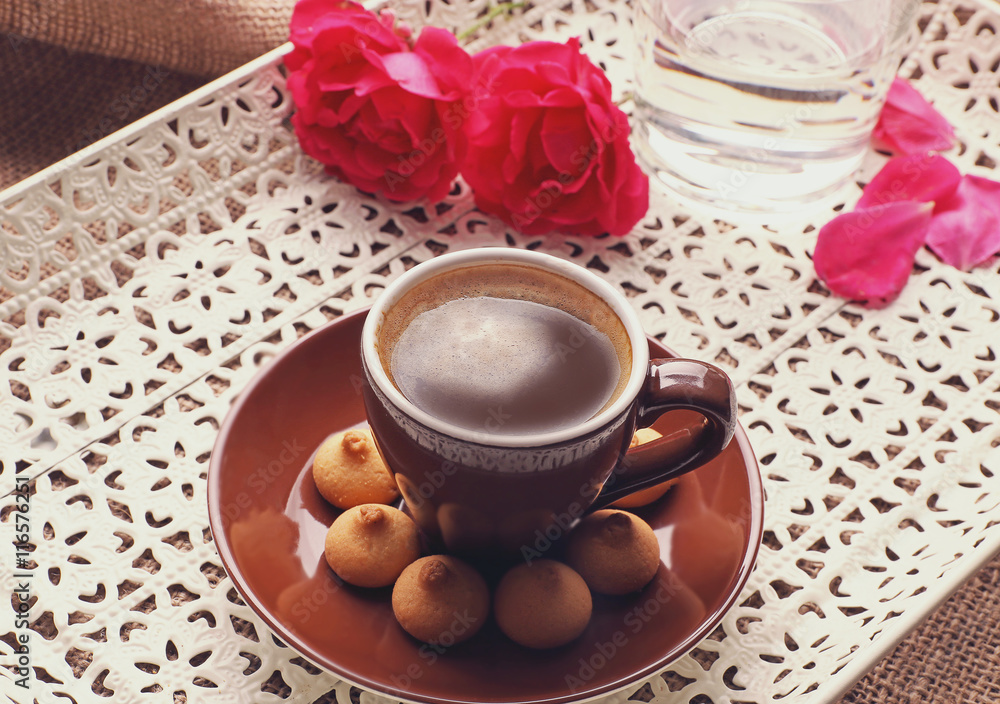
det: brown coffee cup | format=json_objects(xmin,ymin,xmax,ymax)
[{"xmin": 361, "ymin": 247, "xmax": 736, "ymax": 563}]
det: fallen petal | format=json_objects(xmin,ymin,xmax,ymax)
[
  {"xmin": 814, "ymin": 201, "xmax": 934, "ymax": 308},
  {"xmin": 925, "ymin": 174, "xmax": 1000, "ymax": 270},
  {"xmin": 872, "ymin": 78, "xmax": 956, "ymax": 156},
  {"xmin": 856, "ymin": 153, "xmax": 961, "ymax": 209}
]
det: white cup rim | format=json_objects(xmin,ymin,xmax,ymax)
[{"xmin": 361, "ymin": 247, "xmax": 650, "ymax": 448}]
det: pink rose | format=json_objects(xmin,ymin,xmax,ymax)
[
  {"xmin": 285, "ymin": 0, "xmax": 473, "ymax": 201},
  {"xmin": 461, "ymin": 38, "xmax": 649, "ymax": 236}
]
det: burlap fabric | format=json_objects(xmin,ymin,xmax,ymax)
[
  {"xmin": 0, "ymin": 0, "xmax": 295, "ymax": 187},
  {"xmin": 1, "ymin": 1, "xmax": 998, "ymax": 701},
  {"xmin": 0, "ymin": 0, "xmax": 294, "ymax": 76}
]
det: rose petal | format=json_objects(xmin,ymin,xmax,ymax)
[
  {"xmin": 507, "ymin": 108, "xmax": 541, "ymax": 167},
  {"xmin": 925, "ymin": 174, "xmax": 1000, "ymax": 270},
  {"xmin": 290, "ymin": 1, "xmax": 406, "ymax": 55},
  {"xmin": 856, "ymin": 153, "xmax": 961, "ymax": 209},
  {"xmin": 871, "ymin": 78, "xmax": 956, "ymax": 156},
  {"xmin": 814, "ymin": 201, "xmax": 934, "ymax": 308},
  {"xmin": 411, "ymin": 27, "xmax": 474, "ymax": 96},
  {"xmin": 289, "ymin": 0, "xmax": 362, "ymax": 44},
  {"xmin": 535, "ymin": 60, "xmax": 573, "ymax": 88},
  {"xmin": 598, "ymin": 130, "xmax": 649, "ymax": 236},
  {"xmin": 378, "ymin": 28, "xmax": 471, "ymax": 101},
  {"xmin": 492, "ymin": 40, "xmax": 576, "ymax": 74},
  {"xmin": 471, "ymin": 45, "xmax": 512, "ymax": 83},
  {"xmin": 510, "ymin": 91, "xmax": 580, "ymax": 114},
  {"xmin": 377, "ymin": 52, "xmax": 441, "ymax": 99}
]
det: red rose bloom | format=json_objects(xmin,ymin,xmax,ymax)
[
  {"xmin": 461, "ymin": 38, "xmax": 649, "ymax": 236},
  {"xmin": 285, "ymin": 0, "xmax": 473, "ymax": 201}
]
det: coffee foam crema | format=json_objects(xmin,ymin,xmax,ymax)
[{"xmin": 376, "ymin": 263, "xmax": 634, "ymax": 434}]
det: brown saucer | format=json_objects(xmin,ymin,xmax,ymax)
[{"xmin": 208, "ymin": 308, "xmax": 764, "ymax": 704}]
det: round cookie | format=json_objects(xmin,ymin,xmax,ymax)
[
  {"xmin": 312, "ymin": 428, "xmax": 399, "ymax": 509},
  {"xmin": 613, "ymin": 428, "xmax": 678, "ymax": 508},
  {"xmin": 392, "ymin": 555, "xmax": 490, "ymax": 645},
  {"xmin": 567, "ymin": 509, "xmax": 660, "ymax": 595},
  {"xmin": 324, "ymin": 504, "xmax": 420, "ymax": 588},
  {"xmin": 494, "ymin": 560, "xmax": 592, "ymax": 649}
]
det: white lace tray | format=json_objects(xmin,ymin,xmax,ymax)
[{"xmin": 2, "ymin": 0, "xmax": 999, "ymax": 702}]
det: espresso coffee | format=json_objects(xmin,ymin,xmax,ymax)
[{"xmin": 376, "ymin": 263, "xmax": 632, "ymax": 436}]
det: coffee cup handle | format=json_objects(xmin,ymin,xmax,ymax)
[{"xmin": 589, "ymin": 359, "xmax": 737, "ymax": 510}]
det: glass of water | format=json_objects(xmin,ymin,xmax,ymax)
[{"xmin": 631, "ymin": 0, "xmax": 921, "ymax": 214}]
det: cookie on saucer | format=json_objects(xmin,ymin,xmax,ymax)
[
  {"xmin": 324, "ymin": 504, "xmax": 420, "ymax": 588},
  {"xmin": 312, "ymin": 427, "xmax": 399, "ymax": 509},
  {"xmin": 392, "ymin": 555, "xmax": 490, "ymax": 645},
  {"xmin": 566, "ymin": 509, "xmax": 660, "ymax": 595},
  {"xmin": 494, "ymin": 559, "xmax": 591, "ymax": 649}
]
